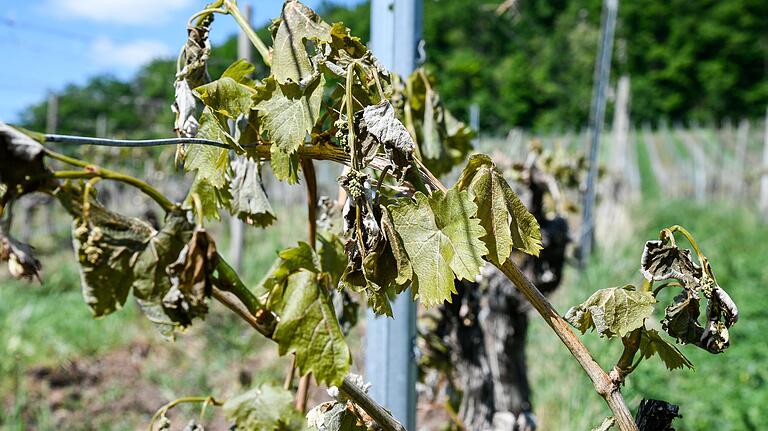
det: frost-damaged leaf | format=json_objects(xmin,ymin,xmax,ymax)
[
  {"xmin": 339, "ymin": 198, "xmax": 410, "ymax": 317},
  {"xmin": 360, "ymin": 101, "xmax": 415, "ymax": 180},
  {"xmin": 173, "ymin": 18, "xmax": 212, "ymax": 148},
  {"xmin": 162, "ymin": 228, "xmax": 218, "ymax": 328},
  {"xmin": 641, "ymin": 240, "xmax": 700, "ymax": 286},
  {"xmin": 254, "ymin": 75, "xmax": 324, "ymax": 183},
  {"xmin": 172, "ymin": 80, "xmax": 199, "ymax": 138},
  {"xmin": 662, "ymin": 289, "xmax": 703, "ymax": 345},
  {"xmin": 421, "ymin": 87, "xmax": 444, "ymax": 161},
  {"xmin": 380, "ymin": 205, "xmax": 412, "ymax": 286},
  {"xmin": 1, "ymin": 233, "xmax": 42, "ymax": 282},
  {"xmin": 308, "ymin": 375, "xmax": 374, "ymax": 431},
  {"xmin": 456, "ymin": 154, "xmax": 542, "ymax": 263},
  {"xmin": 564, "ymin": 286, "xmax": 655, "ymax": 338},
  {"xmin": 642, "ymin": 237, "xmax": 738, "ymax": 353},
  {"xmin": 273, "ymin": 270, "xmax": 351, "ymax": 386},
  {"xmin": 639, "ymin": 328, "xmax": 694, "ymax": 370},
  {"xmin": 228, "ymin": 156, "xmax": 276, "ymax": 227},
  {"xmin": 55, "ymin": 182, "xmax": 154, "ymax": 317},
  {"xmin": 185, "ymin": 108, "xmax": 231, "ymax": 189},
  {"xmin": 388, "ymin": 189, "xmax": 487, "ymax": 306},
  {"xmin": 132, "ymin": 211, "xmax": 194, "ymax": 338},
  {"xmin": 307, "ymin": 402, "xmax": 367, "ymax": 431},
  {"xmin": 224, "ymin": 384, "xmax": 302, "ymax": 431},
  {"xmin": 272, "ymin": 0, "xmax": 331, "ymax": 85},
  {"xmin": 0, "ymin": 121, "xmax": 51, "ymax": 201}
]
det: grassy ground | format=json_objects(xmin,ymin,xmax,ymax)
[{"xmin": 528, "ymin": 201, "xmax": 768, "ymax": 431}]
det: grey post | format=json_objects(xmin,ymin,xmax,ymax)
[
  {"xmin": 579, "ymin": 0, "xmax": 618, "ymax": 264},
  {"xmin": 228, "ymin": 3, "xmax": 252, "ymax": 272},
  {"xmin": 366, "ymin": 0, "xmax": 421, "ymax": 429}
]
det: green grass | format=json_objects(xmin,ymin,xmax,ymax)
[
  {"xmin": 634, "ymin": 132, "xmax": 661, "ymax": 198},
  {"xmin": 528, "ymin": 201, "xmax": 768, "ymax": 430}
]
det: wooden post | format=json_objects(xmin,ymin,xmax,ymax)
[
  {"xmin": 579, "ymin": 0, "xmax": 618, "ymax": 264},
  {"xmin": 760, "ymin": 108, "xmax": 768, "ymax": 216},
  {"xmin": 470, "ymin": 103, "xmax": 480, "ymax": 147},
  {"xmin": 611, "ymin": 75, "xmax": 631, "ymax": 196},
  {"xmin": 734, "ymin": 118, "xmax": 749, "ymax": 199},
  {"xmin": 366, "ymin": 1, "xmax": 420, "ymax": 429},
  {"xmin": 46, "ymin": 94, "xmax": 58, "ymax": 135}
]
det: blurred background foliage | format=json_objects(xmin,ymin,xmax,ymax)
[{"xmin": 17, "ymin": 0, "xmax": 768, "ymax": 136}]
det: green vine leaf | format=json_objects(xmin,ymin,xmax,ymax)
[
  {"xmin": 272, "ymin": 0, "xmax": 331, "ymax": 85},
  {"xmin": 228, "ymin": 156, "xmax": 276, "ymax": 227},
  {"xmin": 565, "ymin": 286, "xmax": 655, "ymax": 338},
  {"xmin": 388, "ymin": 188, "xmax": 487, "ymax": 306},
  {"xmin": 185, "ymin": 108, "xmax": 231, "ymax": 190},
  {"xmin": 224, "ymin": 384, "xmax": 302, "ymax": 431},
  {"xmin": 254, "ymin": 76, "xmax": 325, "ymax": 183},
  {"xmin": 456, "ymin": 154, "xmax": 542, "ymax": 263},
  {"xmin": 273, "ymin": 270, "xmax": 351, "ymax": 386},
  {"xmin": 221, "ymin": 58, "xmax": 257, "ymax": 86},
  {"xmin": 195, "ymin": 77, "xmax": 255, "ymax": 119},
  {"xmin": 186, "ymin": 177, "xmax": 228, "ymax": 221},
  {"xmin": 639, "ymin": 328, "xmax": 694, "ymax": 370}
]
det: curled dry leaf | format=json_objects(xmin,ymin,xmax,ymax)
[
  {"xmin": 163, "ymin": 227, "xmax": 219, "ymax": 327},
  {"xmin": 0, "ymin": 121, "xmax": 50, "ymax": 201},
  {"xmin": 228, "ymin": 156, "xmax": 276, "ymax": 227},
  {"xmin": 640, "ymin": 240, "xmax": 700, "ymax": 286},
  {"xmin": 641, "ymin": 238, "xmax": 738, "ymax": 353},
  {"xmin": 1, "ymin": 233, "xmax": 42, "ymax": 282},
  {"xmin": 172, "ymin": 79, "xmax": 200, "ymax": 138},
  {"xmin": 359, "ymin": 100, "xmax": 415, "ymax": 181},
  {"xmin": 173, "ymin": 19, "xmax": 212, "ymax": 162}
]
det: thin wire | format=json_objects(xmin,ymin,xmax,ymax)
[{"xmin": 44, "ymin": 134, "xmax": 231, "ymax": 149}]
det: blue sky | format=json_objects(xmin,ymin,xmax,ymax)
[{"xmin": 1, "ymin": 0, "xmax": 362, "ymax": 122}]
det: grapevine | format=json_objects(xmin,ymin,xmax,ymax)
[{"xmin": 0, "ymin": 1, "xmax": 739, "ymax": 430}]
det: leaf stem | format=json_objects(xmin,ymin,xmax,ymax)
[
  {"xmin": 667, "ymin": 224, "xmax": 704, "ymax": 261},
  {"xmin": 296, "ymin": 157, "xmax": 318, "ymax": 413},
  {"xmin": 147, "ymin": 396, "xmax": 221, "ymax": 431},
  {"xmin": 224, "ymin": 0, "xmax": 271, "ymax": 67},
  {"xmin": 614, "ymin": 328, "xmax": 642, "ymax": 381},
  {"xmin": 346, "ymin": 64, "xmax": 358, "ymax": 170},
  {"xmin": 49, "ymin": 165, "xmax": 175, "ymax": 213}
]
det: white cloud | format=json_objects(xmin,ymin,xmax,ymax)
[
  {"xmin": 46, "ymin": 0, "xmax": 193, "ymax": 25},
  {"xmin": 90, "ymin": 37, "xmax": 171, "ymax": 68}
]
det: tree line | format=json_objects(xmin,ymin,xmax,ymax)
[{"xmin": 19, "ymin": 0, "xmax": 767, "ymax": 136}]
